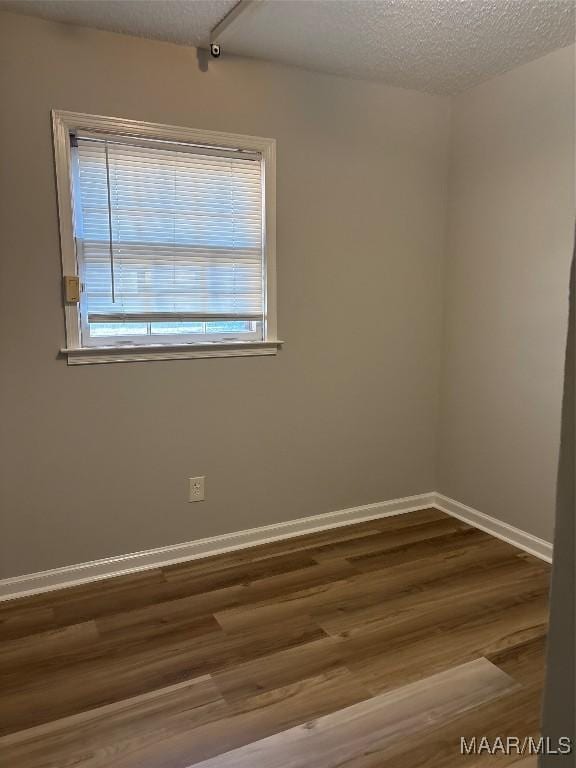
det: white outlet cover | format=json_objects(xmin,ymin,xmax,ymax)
[{"xmin": 189, "ymin": 476, "xmax": 205, "ymax": 502}]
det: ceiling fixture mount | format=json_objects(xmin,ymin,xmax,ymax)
[{"xmin": 209, "ymin": 0, "xmax": 264, "ymax": 61}]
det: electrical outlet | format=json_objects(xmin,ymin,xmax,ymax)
[{"xmin": 189, "ymin": 476, "xmax": 205, "ymax": 502}]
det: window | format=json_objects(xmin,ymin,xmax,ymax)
[{"xmin": 53, "ymin": 111, "xmax": 279, "ymax": 364}]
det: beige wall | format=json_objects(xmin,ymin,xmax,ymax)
[
  {"xmin": 438, "ymin": 46, "xmax": 575, "ymax": 541},
  {"xmin": 0, "ymin": 12, "xmax": 450, "ymax": 578}
]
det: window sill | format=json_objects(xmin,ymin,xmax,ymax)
[{"xmin": 61, "ymin": 340, "xmax": 283, "ymax": 365}]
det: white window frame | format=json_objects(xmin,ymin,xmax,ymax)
[{"xmin": 52, "ymin": 110, "xmax": 280, "ymax": 364}]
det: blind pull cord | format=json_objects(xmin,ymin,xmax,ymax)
[{"xmin": 104, "ymin": 141, "xmax": 116, "ymax": 303}]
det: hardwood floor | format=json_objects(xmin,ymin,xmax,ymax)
[{"xmin": 0, "ymin": 509, "xmax": 550, "ymax": 767}]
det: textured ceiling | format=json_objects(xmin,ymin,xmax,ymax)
[
  {"xmin": 0, "ymin": 0, "xmax": 238, "ymax": 46},
  {"xmin": 219, "ymin": 0, "xmax": 576, "ymax": 94},
  {"xmin": 1, "ymin": 0, "xmax": 574, "ymax": 94}
]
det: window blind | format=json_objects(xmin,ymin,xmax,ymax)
[{"xmin": 72, "ymin": 135, "xmax": 265, "ymax": 330}]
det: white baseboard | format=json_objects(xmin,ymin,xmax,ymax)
[
  {"xmin": 0, "ymin": 492, "xmax": 436, "ymax": 602},
  {"xmin": 434, "ymin": 493, "xmax": 553, "ymax": 563},
  {"xmin": 0, "ymin": 490, "xmax": 552, "ymax": 602}
]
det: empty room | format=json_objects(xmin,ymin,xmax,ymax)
[{"xmin": 0, "ymin": 0, "xmax": 574, "ymax": 765}]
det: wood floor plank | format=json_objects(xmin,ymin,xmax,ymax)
[
  {"xmin": 158, "ymin": 510, "xmax": 446, "ymax": 580},
  {"xmin": 212, "ymin": 635, "xmax": 344, "ymax": 704},
  {"xmin": 313, "ymin": 557, "xmax": 548, "ymax": 638},
  {"xmin": 215, "ymin": 535, "xmax": 527, "ymax": 633},
  {"xmin": 213, "ymin": 558, "xmax": 359, "ymax": 633},
  {"xmin": 0, "ymin": 675, "xmax": 229, "ymax": 768},
  {"xmin": 366, "ymin": 631, "xmax": 549, "ymax": 767},
  {"xmin": 52, "ymin": 553, "xmax": 318, "ymax": 626},
  {"xmin": 376, "ymin": 682, "xmax": 544, "ymax": 768},
  {"xmin": 0, "ymin": 551, "xmax": 318, "ymax": 637},
  {"xmin": 188, "ymin": 659, "xmax": 518, "ymax": 768},
  {"xmin": 343, "ymin": 592, "xmax": 548, "ymax": 695},
  {"xmin": 486, "ymin": 635, "xmax": 548, "ymax": 687},
  {"xmin": 95, "ymin": 560, "xmax": 357, "ymax": 647},
  {"xmin": 349, "ymin": 525, "xmax": 494, "ymax": 572},
  {"xmin": 0, "ymin": 615, "xmax": 326, "ymax": 736},
  {"xmin": 132, "ymin": 667, "xmax": 372, "ymax": 768},
  {"xmin": 5, "ymin": 569, "xmax": 168, "ymax": 629},
  {"xmin": 0, "ymin": 619, "xmax": 100, "ymax": 665},
  {"xmin": 96, "ymin": 586, "xmax": 243, "ymax": 640},
  {"xmin": 0, "ymin": 604, "xmax": 58, "ymax": 642},
  {"xmin": 359, "ymin": 507, "xmax": 448, "ymax": 530},
  {"xmin": 466, "ymin": 755, "xmax": 542, "ymax": 767},
  {"xmin": 159, "ymin": 552, "xmax": 319, "ymax": 589},
  {"xmin": 311, "ymin": 517, "xmax": 467, "ymax": 561},
  {"xmin": 1, "ymin": 667, "xmax": 372, "ymax": 768},
  {"xmin": 161, "ymin": 523, "xmax": 386, "ymax": 581},
  {"xmin": 0, "ymin": 613, "xmax": 221, "ymax": 686}
]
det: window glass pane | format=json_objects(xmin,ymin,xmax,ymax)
[
  {"xmin": 150, "ymin": 322, "xmax": 204, "ymax": 335},
  {"xmin": 205, "ymin": 321, "xmax": 254, "ymax": 334},
  {"xmin": 90, "ymin": 322, "xmax": 148, "ymax": 337}
]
